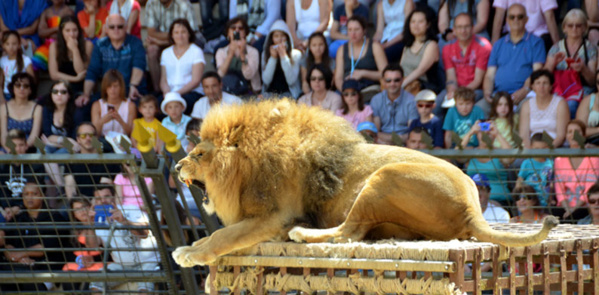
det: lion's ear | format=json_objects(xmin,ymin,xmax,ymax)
[{"xmin": 228, "ymin": 125, "xmax": 245, "ymax": 147}]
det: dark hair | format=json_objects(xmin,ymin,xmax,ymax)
[
  {"xmin": 2, "ymin": 30, "xmax": 24, "ymax": 72},
  {"xmin": 568, "ymin": 119, "xmax": 587, "ymax": 137},
  {"xmin": 305, "ymin": 32, "xmax": 332, "ymax": 72},
  {"xmin": 7, "ymin": 129, "xmax": 27, "ymax": 141},
  {"xmin": 347, "ymin": 15, "xmax": 368, "ymax": 32},
  {"xmin": 201, "ymin": 71, "xmax": 222, "ymax": 84},
  {"xmin": 530, "ymin": 69, "xmax": 554, "ymax": 86},
  {"xmin": 382, "ymin": 64, "xmax": 404, "ymax": 77},
  {"xmin": 410, "ymin": 126, "xmax": 430, "ymax": 136},
  {"xmin": 489, "ymin": 91, "xmax": 514, "ymax": 130},
  {"xmin": 340, "ymin": 87, "xmax": 365, "ymax": 115},
  {"xmin": 225, "ymin": 17, "xmax": 250, "ymax": 40},
  {"xmin": 263, "ymin": 26, "xmax": 293, "ymax": 65},
  {"xmin": 139, "ymin": 94, "xmax": 159, "ymax": 108},
  {"xmin": 47, "ymin": 80, "xmax": 76, "ymax": 135},
  {"xmin": 186, "ymin": 118, "xmax": 203, "ymax": 134},
  {"xmin": 512, "ymin": 185, "xmax": 541, "ymax": 207},
  {"xmin": 588, "ymin": 181, "xmax": 599, "ymax": 198},
  {"xmin": 8, "ymin": 72, "xmax": 36, "ymax": 100},
  {"xmin": 404, "ymin": 6, "xmax": 439, "ymax": 48},
  {"xmin": 306, "ymin": 64, "xmax": 333, "ymax": 90},
  {"xmin": 168, "ymin": 18, "xmax": 196, "ymax": 45},
  {"xmin": 454, "ymin": 87, "xmax": 475, "ymax": 102},
  {"xmin": 57, "ymin": 16, "xmax": 87, "ymax": 66},
  {"xmin": 530, "ymin": 133, "xmax": 545, "ymax": 144},
  {"xmin": 77, "ymin": 121, "xmax": 97, "ymax": 136},
  {"xmin": 93, "ymin": 184, "xmax": 116, "ymax": 196}
]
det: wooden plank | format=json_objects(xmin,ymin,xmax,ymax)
[
  {"xmin": 526, "ymin": 247, "xmax": 533, "ymax": 294},
  {"xmin": 234, "ymin": 265, "xmax": 241, "ymax": 295},
  {"xmin": 210, "ymin": 265, "xmax": 218, "ymax": 295},
  {"xmin": 577, "ymin": 240, "xmax": 584, "ymax": 295},
  {"xmin": 509, "ymin": 248, "xmax": 516, "ymax": 295},
  {"xmin": 281, "ymin": 267, "xmax": 287, "ymax": 295},
  {"xmin": 560, "ymin": 242, "xmax": 567, "ymax": 294},
  {"xmin": 448, "ymin": 249, "xmax": 465, "ymax": 292},
  {"xmin": 543, "ymin": 244, "xmax": 550, "ymax": 295},
  {"xmin": 474, "ymin": 248, "xmax": 481, "ymax": 295}
]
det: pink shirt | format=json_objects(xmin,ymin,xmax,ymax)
[
  {"xmin": 442, "ymin": 36, "xmax": 492, "ymax": 87},
  {"xmin": 114, "ymin": 174, "xmax": 153, "ymax": 207},
  {"xmin": 335, "ymin": 105, "xmax": 373, "ymax": 129},
  {"xmin": 554, "ymin": 157, "xmax": 599, "ymax": 207},
  {"xmin": 493, "ymin": 0, "xmax": 557, "ymax": 37}
]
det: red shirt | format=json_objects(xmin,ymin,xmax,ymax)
[{"xmin": 442, "ymin": 36, "xmax": 492, "ymax": 87}]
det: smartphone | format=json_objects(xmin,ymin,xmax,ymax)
[
  {"xmin": 233, "ymin": 31, "xmax": 240, "ymax": 40},
  {"xmin": 107, "ymin": 104, "xmax": 115, "ymax": 112},
  {"xmin": 94, "ymin": 204, "xmax": 114, "ymax": 224},
  {"xmin": 479, "ymin": 122, "xmax": 491, "ymax": 132}
]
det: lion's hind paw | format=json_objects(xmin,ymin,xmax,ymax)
[{"xmin": 288, "ymin": 226, "xmax": 307, "ymax": 242}]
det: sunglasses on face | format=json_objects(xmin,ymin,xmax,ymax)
[
  {"xmin": 417, "ymin": 103, "xmax": 434, "ymax": 108},
  {"xmin": 589, "ymin": 198, "xmax": 599, "ymax": 205},
  {"xmin": 310, "ymin": 76, "xmax": 325, "ymax": 82},
  {"xmin": 108, "ymin": 24, "xmax": 125, "ymax": 30},
  {"xmin": 14, "ymin": 82, "xmax": 30, "ymax": 89},
  {"xmin": 230, "ymin": 25, "xmax": 244, "ymax": 31},
  {"xmin": 52, "ymin": 89, "xmax": 68, "ymax": 95},
  {"xmin": 513, "ymin": 195, "xmax": 534, "ymax": 202},
  {"xmin": 385, "ymin": 78, "xmax": 402, "ymax": 83},
  {"xmin": 566, "ymin": 23, "xmax": 584, "ymax": 29},
  {"xmin": 342, "ymin": 91, "xmax": 357, "ymax": 96},
  {"xmin": 77, "ymin": 133, "xmax": 94, "ymax": 139},
  {"xmin": 508, "ymin": 14, "xmax": 525, "ymax": 21}
]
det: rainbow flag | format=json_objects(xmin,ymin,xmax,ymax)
[{"xmin": 32, "ymin": 16, "xmax": 61, "ymax": 71}]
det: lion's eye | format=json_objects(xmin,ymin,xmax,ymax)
[{"xmin": 234, "ymin": 144, "xmax": 238, "ymax": 148}]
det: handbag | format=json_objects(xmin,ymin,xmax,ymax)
[{"xmin": 222, "ymin": 70, "xmax": 250, "ymax": 96}]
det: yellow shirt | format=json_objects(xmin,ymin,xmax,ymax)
[
  {"xmin": 493, "ymin": 116, "xmax": 519, "ymax": 148},
  {"xmin": 133, "ymin": 118, "xmax": 160, "ymax": 146}
]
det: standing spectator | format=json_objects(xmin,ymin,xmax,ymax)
[
  {"xmin": 334, "ymin": 16, "xmax": 388, "ymax": 94},
  {"xmin": 0, "ymin": 0, "xmax": 47, "ymax": 53},
  {"xmin": 286, "ymin": 0, "xmax": 330, "ymax": 51},
  {"xmin": 215, "ymin": 17, "xmax": 260, "ymax": 96},
  {"xmin": 91, "ymin": 70, "xmax": 136, "ymax": 138},
  {"xmin": 544, "ymin": 9, "xmax": 598, "ymax": 119},
  {"xmin": 106, "ymin": 0, "xmax": 141, "ymax": 38},
  {"xmin": 32, "ymin": 0, "xmax": 75, "ymax": 71},
  {"xmin": 298, "ymin": 64, "xmax": 342, "ymax": 112},
  {"xmin": 436, "ymin": 13, "xmax": 491, "ymax": 117},
  {"xmin": 191, "ymin": 72, "xmax": 242, "ymax": 120},
  {"xmin": 261, "ymin": 20, "xmax": 303, "ymax": 99},
  {"xmin": 518, "ymin": 70, "xmax": 569, "ymax": 149},
  {"xmin": 161, "ymin": 92, "xmax": 192, "ymax": 142},
  {"xmin": 0, "ymin": 73, "xmax": 42, "ymax": 150},
  {"xmin": 490, "ymin": 0, "xmax": 559, "ymax": 51},
  {"xmin": 370, "ymin": 64, "xmax": 418, "ymax": 144},
  {"xmin": 0, "ymin": 31, "xmax": 35, "ymax": 102},
  {"xmin": 438, "ymin": 0, "xmax": 490, "ymax": 42},
  {"xmin": 400, "ymin": 7, "xmax": 441, "ymax": 94},
  {"xmin": 229, "ymin": 0, "xmax": 281, "ymax": 52},
  {"xmin": 442, "ymin": 87, "xmax": 485, "ymax": 148},
  {"xmin": 576, "ymin": 70, "xmax": 599, "ymax": 142},
  {"xmin": 329, "ymin": 0, "xmax": 369, "ymax": 59},
  {"xmin": 510, "ymin": 185, "xmax": 551, "ymax": 223},
  {"xmin": 145, "ymin": 0, "xmax": 197, "ymax": 92},
  {"xmin": 409, "ymin": 89, "xmax": 444, "ymax": 148},
  {"xmin": 336, "ymin": 79, "xmax": 373, "ymax": 129},
  {"xmin": 482, "ymin": 4, "xmax": 546, "ymax": 115},
  {"xmin": 471, "ymin": 173, "xmax": 510, "ymax": 223},
  {"xmin": 78, "ymin": 0, "xmax": 109, "ymax": 41},
  {"xmin": 161, "ymin": 18, "xmax": 206, "ymax": 113},
  {"xmin": 373, "ymin": 0, "xmax": 414, "ymax": 64},
  {"xmin": 48, "ymin": 16, "xmax": 93, "ymax": 95},
  {"xmin": 77, "ymin": 14, "xmax": 146, "ymax": 123},
  {"xmin": 301, "ymin": 32, "xmax": 334, "ymax": 94}
]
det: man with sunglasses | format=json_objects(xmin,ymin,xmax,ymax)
[
  {"xmin": 370, "ymin": 64, "xmax": 418, "ymax": 145},
  {"xmin": 482, "ymin": 4, "xmax": 546, "ymax": 116}
]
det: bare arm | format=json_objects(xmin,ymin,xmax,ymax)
[
  {"xmin": 553, "ymin": 99, "xmax": 569, "ymax": 147},
  {"xmin": 37, "ymin": 11, "xmax": 56, "ymax": 39},
  {"xmin": 315, "ymin": 0, "xmax": 330, "ymax": 33},
  {"xmin": 177, "ymin": 63, "xmax": 204, "ymax": 95},
  {"xmin": 91, "ymin": 101, "xmax": 106, "ymax": 135},
  {"xmin": 401, "ymin": 41, "xmax": 439, "ymax": 87},
  {"xmin": 576, "ymin": 95, "xmax": 599, "ymax": 136},
  {"xmin": 64, "ymin": 174, "xmax": 77, "ymax": 199},
  {"xmin": 482, "ymin": 66, "xmax": 497, "ymax": 102},
  {"xmin": 0, "ymin": 104, "xmax": 6, "ymax": 148},
  {"xmin": 17, "ymin": 19, "xmax": 40, "ymax": 36},
  {"xmin": 353, "ymin": 42, "xmax": 388, "ymax": 82},
  {"xmin": 330, "ymin": 21, "xmax": 348, "ymax": 40},
  {"xmin": 147, "ymin": 28, "xmax": 170, "ymax": 46},
  {"xmin": 160, "ymin": 66, "xmax": 170, "ymax": 94},
  {"xmin": 491, "ymin": 7, "xmax": 505, "ymax": 44},
  {"xmin": 286, "ymin": 0, "xmax": 301, "ymax": 47},
  {"xmin": 373, "ymin": 2, "xmax": 385, "ymax": 43},
  {"xmin": 334, "ymin": 46, "xmax": 345, "ymax": 90},
  {"xmin": 473, "ymin": 0, "xmax": 490, "ymax": 35},
  {"xmin": 465, "ymin": 68, "xmax": 486, "ymax": 90},
  {"xmin": 49, "ymin": 43, "xmax": 81, "ymax": 82},
  {"xmin": 301, "ymin": 66, "xmax": 310, "ymax": 94},
  {"xmin": 126, "ymin": 8, "xmax": 139, "ymax": 35},
  {"xmin": 83, "ymin": 12, "xmax": 97, "ymax": 38},
  {"xmin": 544, "ymin": 9, "xmax": 560, "ymax": 45},
  {"xmin": 438, "ymin": 1, "xmax": 449, "ymax": 34},
  {"xmin": 587, "ymin": 0, "xmax": 599, "ymax": 21},
  {"xmin": 26, "ymin": 105, "xmax": 42, "ymax": 147},
  {"xmin": 518, "ymin": 100, "xmax": 531, "ymax": 148}
]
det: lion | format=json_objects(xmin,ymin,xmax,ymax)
[{"xmin": 172, "ymin": 99, "xmax": 558, "ymax": 267}]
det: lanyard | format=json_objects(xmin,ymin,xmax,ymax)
[{"xmin": 350, "ymin": 38, "xmax": 366, "ymax": 76}]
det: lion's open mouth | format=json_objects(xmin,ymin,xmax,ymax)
[{"xmin": 182, "ymin": 178, "xmax": 205, "ymax": 190}]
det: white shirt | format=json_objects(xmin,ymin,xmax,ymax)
[
  {"xmin": 191, "ymin": 92, "xmax": 243, "ymax": 119},
  {"xmin": 1, "ymin": 55, "xmax": 32, "ymax": 94},
  {"xmin": 160, "ymin": 44, "xmax": 206, "ymax": 94},
  {"xmin": 482, "ymin": 203, "xmax": 511, "ymax": 223}
]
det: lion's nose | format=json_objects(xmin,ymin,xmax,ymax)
[{"xmin": 175, "ymin": 163, "xmax": 182, "ymax": 172}]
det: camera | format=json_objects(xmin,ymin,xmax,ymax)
[
  {"xmin": 94, "ymin": 204, "xmax": 114, "ymax": 224},
  {"xmin": 479, "ymin": 121, "xmax": 491, "ymax": 132},
  {"xmin": 107, "ymin": 104, "xmax": 115, "ymax": 112},
  {"xmin": 233, "ymin": 31, "xmax": 240, "ymax": 40}
]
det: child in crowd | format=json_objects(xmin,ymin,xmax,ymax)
[
  {"xmin": 1, "ymin": 31, "xmax": 35, "ymax": 102},
  {"xmin": 442, "ymin": 87, "xmax": 486, "ymax": 148},
  {"xmin": 133, "ymin": 95, "xmax": 162, "ymax": 153},
  {"xmin": 185, "ymin": 118, "xmax": 202, "ymax": 153},
  {"xmin": 409, "ymin": 90, "xmax": 443, "ymax": 148},
  {"xmin": 357, "ymin": 121, "xmax": 378, "ymax": 143},
  {"xmin": 301, "ymin": 32, "xmax": 335, "ymax": 94},
  {"xmin": 161, "ymin": 92, "xmax": 192, "ymax": 144},
  {"xmin": 514, "ymin": 133, "xmax": 553, "ymax": 207},
  {"xmin": 336, "ymin": 79, "xmax": 372, "ymax": 129},
  {"xmin": 114, "ymin": 161, "xmax": 154, "ymax": 208},
  {"xmin": 489, "ymin": 92, "xmax": 519, "ymax": 148}
]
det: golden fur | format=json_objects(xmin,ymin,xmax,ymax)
[{"xmin": 173, "ymin": 99, "xmax": 558, "ymax": 267}]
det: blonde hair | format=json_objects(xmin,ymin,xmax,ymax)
[{"xmin": 562, "ymin": 9, "xmax": 588, "ymax": 34}]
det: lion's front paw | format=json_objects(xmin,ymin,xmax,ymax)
[
  {"xmin": 288, "ymin": 226, "xmax": 307, "ymax": 242},
  {"xmin": 172, "ymin": 245, "xmax": 218, "ymax": 267}
]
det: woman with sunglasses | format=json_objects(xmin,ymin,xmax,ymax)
[
  {"xmin": 578, "ymin": 182, "xmax": 599, "ymax": 225},
  {"xmin": 575, "ymin": 70, "xmax": 599, "ymax": 145},
  {"xmin": 544, "ymin": 9, "xmax": 598, "ymax": 119},
  {"xmin": 510, "ymin": 185, "xmax": 551, "ymax": 223},
  {"xmin": 298, "ymin": 64, "xmax": 342, "ymax": 112},
  {"xmin": 336, "ymin": 78, "xmax": 372, "ymax": 129},
  {"xmin": 0, "ymin": 73, "xmax": 41, "ymax": 150}
]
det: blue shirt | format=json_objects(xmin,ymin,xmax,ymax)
[
  {"xmin": 442, "ymin": 105, "xmax": 486, "ymax": 147},
  {"xmin": 334, "ymin": 4, "xmax": 369, "ymax": 35},
  {"xmin": 86, "ymin": 35, "xmax": 147, "ymax": 92},
  {"xmin": 518, "ymin": 158, "xmax": 554, "ymax": 206},
  {"xmin": 370, "ymin": 90, "xmax": 419, "ymax": 135},
  {"xmin": 466, "ymin": 158, "xmax": 510, "ymax": 202},
  {"xmin": 408, "ymin": 116, "xmax": 444, "ymax": 148},
  {"xmin": 488, "ymin": 32, "xmax": 546, "ymax": 93},
  {"xmin": 162, "ymin": 114, "xmax": 192, "ymax": 143}
]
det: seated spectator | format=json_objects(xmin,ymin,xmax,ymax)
[
  {"xmin": 405, "ymin": 126, "xmax": 430, "ymax": 149},
  {"xmin": 334, "ymin": 16, "xmax": 388, "ymax": 93},
  {"xmin": 409, "ymin": 89, "xmax": 444, "ymax": 148},
  {"xmin": 91, "ymin": 69, "xmax": 136, "ymax": 138},
  {"xmin": 0, "ymin": 31, "xmax": 35, "ymax": 102},
  {"xmin": 32, "ymin": 0, "xmax": 74, "ymax": 71},
  {"xmin": 553, "ymin": 119, "xmax": 599, "ymax": 221},
  {"xmin": 482, "ymin": 4, "xmax": 546, "ymax": 115},
  {"xmin": 578, "ymin": 181, "xmax": 599, "ymax": 225},
  {"xmin": 491, "ymin": 0, "xmax": 559, "ymax": 51},
  {"xmin": 107, "ymin": 0, "xmax": 141, "ymax": 38},
  {"xmin": 184, "ymin": 118, "xmax": 202, "ymax": 153},
  {"xmin": 0, "ymin": 73, "xmax": 42, "ymax": 149},
  {"xmin": 298, "ymin": 64, "xmax": 342, "ymax": 112},
  {"xmin": 514, "ymin": 135, "xmax": 553, "ymax": 206},
  {"xmin": 0, "ymin": 0, "xmax": 47, "ymax": 54},
  {"xmin": 115, "ymin": 161, "xmax": 153, "ymax": 208},
  {"xmin": 544, "ymin": 9, "xmax": 598, "ymax": 119},
  {"xmin": 356, "ymin": 121, "xmax": 378, "ymax": 142},
  {"xmin": 228, "ymin": 0, "xmax": 281, "ymax": 52},
  {"xmin": 215, "ymin": 17, "xmax": 260, "ymax": 96},
  {"xmin": 77, "ymin": 14, "xmax": 146, "ymax": 124},
  {"xmin": 48, "ymin": 16, "xmax": 93, "ymax": 95},
  {"xmin": 77, "ymin": 0, "xmax": 109, "ymax": 41},
  {"xmin": 261, "ymin": 20, "xmax": 303, "ymax": 99},
  {"xmin": 132, "ymin": 95, "xmax": 162, "ymax": 153},
  {"xmin": 285, "ymin": 0, "xmax": 330, "ymax": 51},
  {"xmin": 373, "ymin": 0, "xmax": 414, "ymax": 63},
  {"xmin": 329, "ymin": 0, "xmax": 369, "ymax": 59},
  {"xmin": 161, "ymin": 92, "xmax": 192, "ymax": 143},
  {"xmin": 518, "ymin": 70, "xmax": 569, "ymax": 148},
  {"xmin": 301, "ymin": 32, "xmax": 335, "ymax": 94},
  {"xmin": 443, "ymin": 87, "xmax": 485, "ymax": 148},
  {"xmin": 437, "ymin": 13, "xmax": 491, "ymax": 117},
  {"xmin": 438, "ymin": 0, "xmax": 490, "ymax": 43},
  {"xmin": 510, "ymin": 185, "xmax": 551, "ymax": 223},
  {"xmin": 145, "ymin": 0, "xmax": 197, "ymax": 92},
  {"xmin": 336, "ymin": 79, "xmax": 373, "ymax": 129},
  {"xmin": 400, "ymin": 7, "xmax": 441, "ymax": 94},
  {"xmin": 489, "ymin": 91, "xmax": 518, "ymax": 148},
  {"xmin": 576, "ymin": 70, "xmax": 599, "ymax": 144},
  {"xmin": 371, "ymin": 64, "xmax": 418, "ymax": 144},
  {"xmin": 161, "ymin": 18, "xmax": 206, "ymax": 112},
  {"xmin": 472, "ymin": 173, "xmax": 510, "ymax": 223},
  {"xmin": 191, "ymin": 72, "xmax": 243, "ymax": 120},
  {"xmin": 200, "ymin": 0, "xmax": 228, "ymax": 41}
]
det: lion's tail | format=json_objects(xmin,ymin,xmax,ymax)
[{"xmin": 469, "ymin": 215, "xmax": 559, "ymax": 247}]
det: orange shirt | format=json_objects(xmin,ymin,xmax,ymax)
[{"xmin": 77, "ymin": 7, "xmax": 109, "ymax": 39}]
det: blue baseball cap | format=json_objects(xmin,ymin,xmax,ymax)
[
  {"xmin": 357, "ymin": 121, "xmax": 378, "ymax": 133},
  {"xmin": 471, "ymin": 174, "xmax": 490, "ymax": 188},
  {"xmin": 342, "ymin": 79, "xmax": 360, "ymax": 91}
]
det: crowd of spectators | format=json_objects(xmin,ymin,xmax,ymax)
[{"xmin": 0, "ymin": 0, "xmax": 598, "ymax": 292}]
